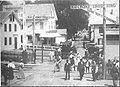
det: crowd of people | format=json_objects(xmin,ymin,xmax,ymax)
[
  {"xmin": 106, "ymin": 58, "xmax": 119, "ymax": 86},
  {"xmin": 53, "ymin": 48, "xmax": 119, "ymax": 87},
  {"xmin": 63, "ymin": 52, "xmax": 100, "ymax": 81}
]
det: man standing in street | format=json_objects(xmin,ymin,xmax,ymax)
[
  {"xmin": 91, "ymin": 60, "xmax": 96, "ymax": 81},
  {"xmin": 64, "ymin": 59, "xmax": 71, "ymax": 80},
  {"xmin": 85, "ymin": 59, "xmax": 91, "ymax": 73},
  {"xmin": 22, "ymin": 50, "xmax": 28, "ymax": 64},
  {"xmin": 110, "ymin": 64, "xmax": 119, "ymax": 87},
  {"xmin": 77, "ymin": 59, "xmax": 85, "ymax": 80}
]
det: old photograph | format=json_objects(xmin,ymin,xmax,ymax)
[{"xmin": 0, "ymin": 0, "xmax": 119, "ymax": 86}]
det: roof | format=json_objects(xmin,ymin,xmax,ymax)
[
  {"xmin": 0, "ymin": 11, "xmax": 11, "ymax": 23},
  {"xmin": 89, "ymin": 10, "xmax": 117, "ymax": 25},
  {"xmin": 88, "ymin": 0, "xmax": 119, "ymax": 25},
  {"xmin": 25, "ymin": 4, "xmax": 58, "ymax": 20},
  {"xmin": 0, "ymin": 11, "xmax": 22, "ymax": 25}
]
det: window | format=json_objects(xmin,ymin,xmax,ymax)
[
  {"xmin": 21, "ymin": 35, "xmax": 23, "ymax": 43},
  {"xmin": 99, "ymin": 27, "xmax": 103, "ymax": 33},
  {"xmin": 9, "ymin": 37, "xmax": 12, "ymax": 45},
  {"xmin": 28, "ymin": 35, "xmax": 32, "ymax": 43},
  {"xmin": 14, "ymin": 24, "xmax": 17, "ymax": 31},
  {"xmin": 4, "ymin": 24, "xmax": 7, "ymax": 32},
  {"xmin": 9, "ymin": 14, "xmax": 14, "ymax": 22},
  {"xmin": 9, "ymin": 24, "xmax": 11, "ymax": 32},
  {"xmin": 40, "ymin": 22, "xmax": 43, "ymax": 29},
  {"xmin": 21, "ymin": 24, "xmax": 23, "ymax": 30},
  {"xmin": 4, "ymin": 37, "xmax": 7, "ymax": 45},
  {"xmin": 110, "ymin": 9, "xmax": 113, "ymax": 15}
]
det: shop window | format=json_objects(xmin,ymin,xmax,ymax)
[
  {"xmin": 28, "ymin": 35, "xmax": 32, "ymax": 43},
  {"xmin": 40, "ymin": 22, "xmax": 43, "ymax": 29},
  {"xmin": 99, "ymin": 27, "xmax": 103, "ymax": 33},
  {"xmin": 106, "ymin": 35, "xmax": 119, "ymax": 45}
]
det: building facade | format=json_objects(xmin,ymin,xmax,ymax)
[
  {"xmin": 24, "ymin": 4, "xmax": 59, "ymax": 47},
  {"xmin": 90, "ymin": 24, "xmax": 119, "ymax": 61},
  {"xmin": 89, "ymin": 7, "xmax": 119, "ymax": 61},
  {"xmin": 2, "ymin": 4, "xmax": 60, "ymax": 49},
  {"xmin": 0, "ymin": 11, "xmax": 24, "ymax": 51}
]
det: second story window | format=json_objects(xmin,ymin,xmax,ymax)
[
  {"xmin": 9, "ymin": 37, "xmax": 12, "ymax": 45},
  {"xmin": 4, "ymin": 37, "xmax": 7, "ymax": 45},
  {"xmin": 9, "ymin": 24, "xmax": 11, "ymax": 32},
  {"xmin": 14, "ymin": 24, "xmax": 17, "ymax": 31},
  {"xmin": 4, "ymin": 24, "xmax": 7, "ymax": 32}
]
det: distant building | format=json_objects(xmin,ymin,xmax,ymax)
[
  {"xmin": 55, "ymin": 29, "xmax": 67, "ymax": 44},
  {"xmin": 89, "ymin": 3, "xmax": 119, "ymax": 61},
  {"xmin": 24, "ymin": 4, "xmax": 59, "ymax": 46},
  {"xmin": 3, "ymin": 4, "xmax": 61, "ymax": 48},
  {"xmin": 0, "ymin": 11, "xmax": 24, "ymax": 51}
]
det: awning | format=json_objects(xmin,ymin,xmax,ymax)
[{"xmin": 40, "ymin": 32, "xmax": 61, "ymax": 37}]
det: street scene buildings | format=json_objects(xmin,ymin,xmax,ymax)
[{"xmin": 0, "ymin": 0, "xmax": 119, "ymax": 86}]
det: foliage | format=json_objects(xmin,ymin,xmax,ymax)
[
  {"xmin": 54, "ymin": 0, "xmax": 89, "ymax": 39},
  {"xmin": 25, "ymin": 0, "xmax": 89, "ymax": 39}
]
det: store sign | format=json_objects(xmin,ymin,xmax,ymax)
[
  {"xmin": 70, "ymin": 3, "xmax": 117, "ymax": 24},
  {"xmin": 70, "ymin": 3, "xmax": 116, "ymax": 9},
  {"xmin": 106, "ymin": 28, "xmax": 119, "ymax": 34}
]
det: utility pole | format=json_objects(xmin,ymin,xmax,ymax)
[
  {"xmin": 103, "ymin": 2, "xmax": 106, "ymax": 80},
  {"xmin": 33, "ymin": 15, "xmax": 35, "ymax": 64},
  {"xmin": 41, "ymin": 40, "xmax": 43, "ymax": 63}
]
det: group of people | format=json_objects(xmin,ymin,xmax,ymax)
[
  {"xmin": 106, "ymin": 59, "xmax": 119, "ymax": 86},
  {"xmin": 64, "ymin": 52, "xmax": 99, "ymax": 81},
  {"xmin": 1, "ymin": 59, "xmax": 25, "ymax": 85}
]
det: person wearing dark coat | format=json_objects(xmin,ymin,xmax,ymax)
[
  {"xmin": 64, "ymin": 59, "xmax": 71, "ymax": 80},
  {"xmin": 22, "ymin": 50, "xmax": 28, "ymax": 64},
  {"xmin": 110, "ymin": 64, "xmax": 119, "ymax": 87},
  {"xmin": 1, "ymin": 63, "xmax": 9, "ymax": 85},
  {"xmin": 77, "ymin": 59, "xmax": 85, "ymax": 80},
  {"xmin": 91, "ymin": 60, "xmax": 96, "ymax": 81}
]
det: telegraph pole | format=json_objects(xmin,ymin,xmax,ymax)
[
  {"xmin": 103, "ymin": 2, "xmax": 106, "ymax": 80},
  {"xmin": 33, "ymin": 15, "xmax": 35, "ymax": 64}
]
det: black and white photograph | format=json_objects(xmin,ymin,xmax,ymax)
[{"xmin": 0, "ymin": 0, "xmax": 119, "ymax": 86}]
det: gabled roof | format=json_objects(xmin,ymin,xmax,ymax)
[
  {"xmin": 0, "ymin": 11, "xmax": 22, "ymax": 25},
  {"xmin": 0, "ymin": 11, "xmax": 11, "ymax": 23},
  {"xmin": 25, "ymin": 4, "xmax": 58, "ymax": 20},
  {"xmin": 89, "ymin": 10, "xmax": 117, "ymax": 25}
]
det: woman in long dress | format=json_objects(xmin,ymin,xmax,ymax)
[{"xmin": 17, "ymin": 60, "xmax": 25, "ymax": 79}]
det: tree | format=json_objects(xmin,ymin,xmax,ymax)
[
  {"xmin": 54, "ymin": 0, "xmax": 89, "ymax": 39},
  {"xmin": 0, "ymin": 1, "xmax": 12, "ymax": 11},
  {"xmin": 26, "ymin": 0, "xmax": 89, "ymax": 39}
]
